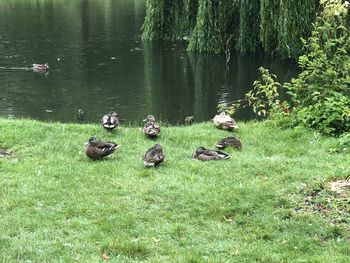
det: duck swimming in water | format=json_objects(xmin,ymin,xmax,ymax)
[{"xmin": 32, "ymin": 63, "xmax": 49, "ymax": 72}]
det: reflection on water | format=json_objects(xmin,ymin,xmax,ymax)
[{"xmin": 0, "ymin": 0, "xmax": 299, "ymax": 124}]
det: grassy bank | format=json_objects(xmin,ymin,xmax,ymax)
[{"xmin": 0, "ymin": 118, "xmax": 349, "ymax": 262}]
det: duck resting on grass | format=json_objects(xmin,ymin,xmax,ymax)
[
  {"xmin": 143, "ymin": 144, "xmax": 164, "ymax": 167},
  {"xmin": 213, "ymin": 112, "xmax": 239, "ymax": 130},
  {"xmin": 192, "ymin": 146, "xmax": 230, "ymax": 161},
  {"xmin": 216, "ymin": 136, "xmax": 242, "ymax": 150},
  {"xmin": 184, "ymin": 116, "xmax": 194, "ymax": 125},
  {"xmin": 76, "ymin": 109, "xmax": 85, "ymax": 123},
  {"xmin": 143, "ymin": 115, "xmax": 160, "ymax": 138},
  {"xmin": 32, "ymin": 63, "xmax": 49, "ymax": 72},
  {"xmin": 0, "ymin": 149, "xmax": 11, "ymax": 158},
  {"xmin": 85, "ymin": 136, "xmax": 119, "ymax": 160},
  {"xmin": 101, "ymin": 111, "xmax": 119, "ymax": 132}
]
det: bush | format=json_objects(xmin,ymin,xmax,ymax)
[
  {"xmin": 222, "ymin": 0, "xmax": 350, "ymax": 136},
  {"xmin": 285, "ymin": 0, "xmax": 350, "ymax": 136}
]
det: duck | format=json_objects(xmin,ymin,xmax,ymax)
[
  {"xmin": 101, "ymin": 111, "xmax": 119, "ymax": 132},
  {"xmin": 213, "ymin": 112, "xmax": 239, "ymax": 130},
  {"xmin": 216, "ymin": 136, "xmax": 242, "ymax": 150},
  {"xmin": 32, "ymin": 63, "xmax": 49, "ymax": 72},
  {"xmin": 0, "ymin": 149, "xmax": 11, "ymax": 158},
  {"xmin": 143, "ymin": 115, "xmax": 160, "ymax": 137},
  {"xmin": 192, "ymin": 146, "xmax": 230, "ymax": 161},
  {"xmin": 184, "ymin": 116, "xmax": 194, "ymax": 125},
  {"xmin": 76, "ymin": 109, "xmax": 85, "ymax": 123},
  {"xmin": 143, "ymin": 144, "xmax": 165, "ymax": 167},
  {"xmin": 85, "ymin": 136, "xmax": 119, "ymax": 160}
]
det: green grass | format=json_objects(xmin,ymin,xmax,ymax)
[{"xmin": 0, "ymin": 118, "xmax": 349, "ymax": 262}]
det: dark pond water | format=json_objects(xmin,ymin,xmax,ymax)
[{"xmin": 0, "ymin": 0, "xmax": 299, "ymax": 124}]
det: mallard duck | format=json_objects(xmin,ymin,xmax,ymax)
[
  {"xmin": 101, "ymin": 111, "xmax": 119, "ymax": 132},
  {"xmin": 213, "ymin": 112, "xmax": 239, "ymax": 130},
  {"xmin": 76, "ymin": 109, "xmax": 85, "ymax": 123},
  {"xmin": 32, "ymin": 63, "xmax": 49, "ymax": 72},
  {"xmin": 192, "ymin": 146, "xmax": 230, "ymax": 161},
  {"xmin": 143, "ymin": 144, "xmax": 165, "ymax": 167},
  {"xmin": 0, "ymin": 149, "xmax": 11, "ymax": 158},
  {"xmin": 85, "ymin": 136, "xmax": 119, "ymax": 160},
  {"xmin": 216, "ymin": 136, "xmax": 242, "ymax": 150},
  {"xmin": 143, "ymin": 115, "xmax": 160, "ymax": 137},
  {"xmin": 184, "ymin": 116, "xmax": 194, "ymax": 125}
]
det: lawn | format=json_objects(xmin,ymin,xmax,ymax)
[{"xmin": 0, "ymin": 118, "xmax": 349, "ymax": 262}]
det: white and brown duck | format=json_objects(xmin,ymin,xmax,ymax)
[
  {"xmin": 192, "ymin": 146, "xmax": 230, "ymax": 161},
  {"xmin": 101, "ymin": 111, "xmax": 119, "ymax": 132},
  {"xmin": 143, "ymin": 115, "xmax": 160, "ymax": 138},
  {"xmin": 213, "ymin": 112, "xmax": 239, "ymax": 130},
  {"xmin": 32, "ymin": 63, "xmax": 49, "ymax": 72}
]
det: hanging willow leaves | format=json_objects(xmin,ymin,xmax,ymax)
[
  {"xmin": 237, "ymin": 0, "xmax": 260, "ymax": 54},
  {"xmin": 259, "ymin": 0, "xmax": 280, "ymax": 56},
  {"xmin": 142, "ymin": 0, "xmax": 319, "ymax": 58}
]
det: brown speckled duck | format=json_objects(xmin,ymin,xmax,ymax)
[
  {"xmin": 85, "ymin": 136, "xmax": 119, "ymax": 160},
  {"xmin": 0, "ymin": 149, "xmax": 11, "ymax": 158},
  {"xmin": 192, "ymin": 146, "xmax": 230, "ymax": 161},
  {"xmin": 216, "ymin": 136, "xmax": 242, "ymax": 150},
  {"xmin": 143, "ymin": 115, "xmax": 160, "ymax": 138},
  {"xmin": 184, "ymin": 116, "xmax": 194, "ymax": 125},
  {"xmin": 101, "ymin": 111, "xmax": 119, "ymax": 132},
  {"xmin": 213, "ymin": 112, "xmax": 239, "ymax": 130},
  {"xmin": 143, "ymin": 144, "xmax": 165, "ymax": 167}
]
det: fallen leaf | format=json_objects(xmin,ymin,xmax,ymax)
[{"xmin": 223, "ymin": 215, "xmax": 234, "ymax": 222}]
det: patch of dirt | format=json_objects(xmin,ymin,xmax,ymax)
[
  {"xmin": 331, "ymin": 181, "xmax": 350, "ymax": 198},
  {"xmin": 298, "ymin": 180, "xmax": 350, "ymax": 229}
]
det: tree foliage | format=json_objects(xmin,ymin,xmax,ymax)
[
  {"xmin": 223, "ymin": 0, "xmax": 350, "ymax": 136},
  {"xmin": 142, "ymin": 0, "xmax": 319, "ymax": 57},
  {"xmin": 285, "ymin": 0, "xmax": 350, "ymax": 135}
]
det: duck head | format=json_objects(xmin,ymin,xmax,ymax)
[
  {"xmin": 144, "ymin": 114, "xmax": 156, "ymax": 122},
  {"xmin": 153, "ymin": 143, "xmax": 162, "ymax": 150},
  {"xmin": 109, "ymin": 111, "xmax": 118, "ymax": 117},
  {"xmin": 87, "ymin": 136, "xmax": 98, "ymax": 146},
  {"xmin": 193, "ymin": 146, "xmax": 206, "ymax": 158}
]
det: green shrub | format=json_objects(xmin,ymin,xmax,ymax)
[
  {"xmin": 285, "ymin": 0, "xmax": 350, "ymax": 136},
  {"xmin": 329, "ymin": 132, "xmax": 350, "ymax": 153},
  {"xmin": 223, "ymin": 0, "xmax": 350, "ymax": 136}
]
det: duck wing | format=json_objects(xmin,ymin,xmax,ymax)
[
  {"xmin": 144, "ymin": 122, "xmax": 160, "ymax": 137},
  {"xmin": 96, "ymin": 141, "xmax": 118, "ymax": 151},
  {"xmin": 201, "ymin": 149, "xmax": 230, "ymax": 160},
  {"xmin": 216, "ymin": 136, "xmax": 242, "ymax": 149},
  {"xmin": 102, "ymin": 115, "xmax": 119, "ymax": 127},
  {"xmin": 109, "ymin": 115, "xmax": 119, "ymax": 126},
  {"xmin": 101, "ymin": 115, "xmax": 109, "ymax": 125},
  {"xmin": 85, "ymin": 143, "xmax": 117, "ymax": 160},
  {"xmin": 143, "ymin": 146, "xmax": 164, "ymax": 166}
]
